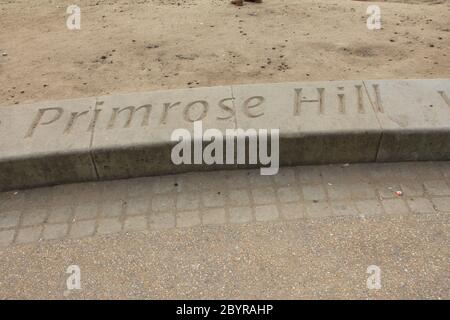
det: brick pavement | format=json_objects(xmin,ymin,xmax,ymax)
[{"xmin": 1, "ymin": 161, "xmax": 449, "ymax": 247}]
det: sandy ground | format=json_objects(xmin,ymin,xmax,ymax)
[
  {"xmin": 0, "ymin": 0, "xmax": 449, "ymax": 106},
  {"xmin": 1, "ymin": 214, "xmax": 449, "ymax": 299}
]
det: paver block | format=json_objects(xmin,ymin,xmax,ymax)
[
  {"xmin": 100, "ymin": 200, "xmax": 124, "ymax": 217},
  {"xmin": 406, "ymin": 197, "xmax": 436, "ymax": 214},
  {"xmin": 255, "ymin": 205, "xmax": 279, "ymax": 221},
  {"xmin": 21, "ymin": 208, "xmax": 48, "ymax": 226},
  {"xmin": 97, "ymin": 218, "xmax": 122, "ymax": 235},
  {"xmin": 327, "ymin": 184, "xmax": 353, "ymax": 200},
  {"xmin": 227, "ymin": 189, "xmax": 251, "ymax": 206},
  {"xmin": 305, "ymin": 201, "xmax": 333, "ymax": 218},
  {"xmin": 423, "ymin": 180, "xmax": 450, "ymax": 196},
  {"xmin": 151, "ymin": 194, "xmax": 176, "ymax": 212},
  {"xmin": 124, "ymin": 216, "xmax": 147, "ymax": 231},
  {"xmin": 277, "ymin": 186, "xmax": 301, "ymax": 203},
  {"xmin": 202, "ymin": 208, "xmax": 226, "ymax": 225},
  {"xmin": 125, "ymin": 198, "xmax": 151, "ymax": 216},
  {"xmin": 251, "ymin": 187, "xmax": 277, "ymax": 205},
  {"xmin": 0, "ymin": 229, "xmax": 15, "ymax": 246},
  {"xmin": 16, "ymin": 226, "xmax": 42, "ymax": 244},
  {"xmin": 273, "ymin": 168, "xmax": 297, "ymax": 186},
  {"xmin": 0, "ymin": 210, "xmax": 21, "ymax": 229},
  {"xmin": 354, "ymin": 200, "xmax": 384, "ymax": 216},
  {"xmin": 431, "ymin": 197, "xmax": 450, "ymax": 212},
  {"xmin": 279, "ymin": 202, "xmax": 305, "ymax": 220},
  {"xmin": 331, "ymin": 201, "xmax": 359, "ymax": 216},
  {"xmin": 43, "ymin": 223, "xmax": 68, "ymax": 240},
  {"xmin": 149, "ymin": 212, "xmax": 175, "ymax": 230},
  {"xmin": 69, "ymin": 220, "xmax": 96, "ymax": 238},
  {"xmin": 401, "ymin": 181, "xmax": 425, "ymax": 197},
  {"xmin": 302, "ymin": 184, "xmax": 327, "ymax": 201},
  {"xmin": 381, "ymin": 199, "xmax": 410, "ymax": 215},
  {"xmin": 176, "ymin": 192, "xmax": 200, "ymax": 210},
  {"xmin": 176, "ymin": 211, "xmax": 201, "ymax": 228},
  {"xmin": 47, "ymin": 205, "xmax": 72, "ymax": 223},
  {"xmin": 73, "ymin": 203, "xmax": 99, "ymax": 221},
  {"xmin": 202, "ymin": 191, "xmax": 226, "ymax": 208},
  {"xmin": 229, "ymin": 207, "xmax": 253, "ymax": 224}
]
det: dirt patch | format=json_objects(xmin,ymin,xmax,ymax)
[{"xmin": 0, "ymin": 0, "xmax": 449, "ymax": 105}]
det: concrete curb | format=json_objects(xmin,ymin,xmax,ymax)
[{"xmin": 1, "ymin": 79, "xmax": 449, "ymax": 191}]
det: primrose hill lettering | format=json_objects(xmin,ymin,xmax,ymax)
[
  {"xmin": 24, "ymin": 96, "xmax": 264, "ymax": 138},
  {"xmin": 21, "ymin": 85, "xmax": 448, "ymax": 138},
  {"xmin": 23, "ymin": 86, "xmax": 379, "ymax": 138}
]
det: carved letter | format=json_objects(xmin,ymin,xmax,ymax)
[
  {"xmin": 355, "ymin": 85, "xmax": 365, "ymax": 114},
  {"xmin": 217, "ymin": 98, "xmax": 235, "ymax": 120},
  {"xmin": 107, "ymin": 104, "xmax": 152, "ymax": 129},
  {"xmin": 25, "ymin": 107, "xmax": 63, "ymax": 138},
  {"xmin": 64, "ymin": 110, "xmax": 90, "ymax": 134},
  {"xmin": 183, "ymin": 100, "xmax": 209, "ymax": 123},
  {"xmin": 337, "ymin": 87, "xmax": 346, "ymax": 114},
  {"xmin": 243, "ymin": 96, "xmax": 264, "ymax": 118},
  {"xmin": 160, "ymin": 102, "xmax": 181, "ymax": 124},
  {"xmin": 438, "ymin": 90, "xmax": 449, "ymax": 108},
  {"xmin": 88, "ymin": 109, "xmax": 102, "ymax": 132},
  {"xmin": 293, "ymin": 88, "xmax": 324, "ymax": 115},
  {"xmin": 372, "ymin": 84, "xmax": 384, "ymax": 113}
]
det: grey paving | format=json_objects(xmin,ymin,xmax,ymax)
[
  {"xmin": 0, "ymin": 161, "xmax": 448, "ymax": 299},
  {"xmin": 0, "ymin": 161, "xmax": 448, "ymax": 247}
]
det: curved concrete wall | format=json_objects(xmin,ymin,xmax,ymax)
[{"xmin": 1, "ymin": 79, "xmax": 449, "ymax": 191}]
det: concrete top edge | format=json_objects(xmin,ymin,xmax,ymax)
[{"xmin": 2, "ymin": 78, "xmax": 449, "ymax": 109}]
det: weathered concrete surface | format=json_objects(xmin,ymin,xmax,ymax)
[
  {"xmin": 91, "ymin": 85, "xmax": 236, "ymax": 179},
  {"xmin": 0, "ymin": 98, "xmax": 97, "ymax": 191},
  {"xmin": 232, "ymin": 81, "xmax": 382, "ymax": 165},
  {"xmin": 364, "ymin": 79, "xmax": 450, "ymax": 161},
  {"xmin": 0, "ymin": 79, "xmax": 449, "ymax": 191}
]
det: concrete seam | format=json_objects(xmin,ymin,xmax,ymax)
[
  {"xmin": 363, "ymin": 80, "xmax": 385, "ymax": 162},
  {"xmin": 375, "ymin": 131, "xmax": 384, "ymax": 162},
  {"xmin": 89, "ymin": 97, "xmax": 101, "ymax": 181},
  {"xmin": 230, "ymin": 85, "xmax": 238, "ymax": 130}
]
